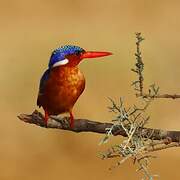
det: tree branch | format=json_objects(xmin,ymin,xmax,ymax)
[
  {"xmin": 136, "ymin": 93, "xmax": 180, "ymax": 99},
  {"xmin": 18, "ymin": 110, "xmax": 180, "ymax": 143}
]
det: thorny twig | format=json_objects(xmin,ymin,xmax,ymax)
[
  {"xmin": 101, "ymin": 97, "xmax": 160, "ymax": 179},
  {"xmin": 132, "ymin": 32, "xmax": 180, "ymax": 99},
  {"xmin": 131, "ymin": 32, "xmax": 145, "ymax": 96}
]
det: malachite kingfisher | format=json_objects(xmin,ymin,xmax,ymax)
[{"xmin": 37, "ymin": 45, "xmax": 112, "ymax": 128}]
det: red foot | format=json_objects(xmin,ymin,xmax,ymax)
[
  {"xmin": 44, "ymin": 110, "xmax": 49, "ymax": 127},
  {"xmin": 69, "ymin": 111, "xmax": 74, "ymax": 128}
]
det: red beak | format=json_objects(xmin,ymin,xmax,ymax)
[{"xmin": 81, "ymin": 51, "xmax": 112, "ymax": 59}]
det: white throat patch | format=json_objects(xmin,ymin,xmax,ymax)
[{"xmin": 52, "ymin": 59, "xmax": 69, "ymax": 67}]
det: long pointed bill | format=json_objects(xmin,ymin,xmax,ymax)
[{"xmin": 81, "ymin": 51, "xmax": 112, "ymax": 59}]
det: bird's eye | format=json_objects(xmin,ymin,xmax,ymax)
[{"xmin": 75, "ymin": 51, "xmax": 81, "ymax": 56}]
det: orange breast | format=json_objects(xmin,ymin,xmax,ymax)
[{"xmin": 41, "ymin": 66, "xmax": 85, "ymax": 115}]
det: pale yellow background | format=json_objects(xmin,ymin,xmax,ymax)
[{"xmin": 0, "ymin": 0, "xmax": 180, "ymax": 180}]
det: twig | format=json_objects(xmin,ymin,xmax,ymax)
[
  {"xmin": 137, "ymin": 93, "xmax": 180, "ymax": 99},
  {"xmin": 146, "ymin": 142, "xmax": 180, "ymax": 153}
]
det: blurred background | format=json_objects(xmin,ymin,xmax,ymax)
[{"xmin": 1, "ymin": 0, "xmax": 180, "ymax": 179}]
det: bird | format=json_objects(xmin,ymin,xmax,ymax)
[{"xmin": 37, "ymin": 45, "xmax": 112, "ymax": 128}]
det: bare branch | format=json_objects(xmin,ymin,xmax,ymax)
[
  {"xmin": 18, "ymin": 110, "xmax": 180, "ymax": 143},
  {"xmin": 132, "ymin": 32, "xmax": 145, "ymax": 95}
]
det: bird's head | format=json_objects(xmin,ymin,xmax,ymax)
[{"xmin": 48, "ymin": 45, "xmax": 112, "ymax": 68}]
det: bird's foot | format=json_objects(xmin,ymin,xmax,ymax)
[
  {"xmin": 69, "ymin": 111, "xmax": 74, "ymax": 129},
  {"xmin": 44, "ymin": 110, "xmax": 49, "ymax": 128}
]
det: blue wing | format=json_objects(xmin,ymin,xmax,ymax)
[{"xmin": 37, "ymin": 69, "xmax": 50, "ymax": 107}]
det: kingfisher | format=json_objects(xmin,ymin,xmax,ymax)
[{"xmin": 37, "ymin": 45, "xmax": 112, "ymax": 128}]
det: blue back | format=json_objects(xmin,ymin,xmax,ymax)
[
  {"xmin": 39, "ymin": 69, "xmax": 50, "ymax": 94},
  {"xmin": 37, "ymin": 68, "xmax": 50, "ymax": 106}
]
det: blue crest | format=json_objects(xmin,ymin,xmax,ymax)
[{"xmin": 48, "ymin": 45, "xmax": 85, "ymax": 68}]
